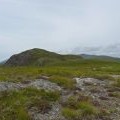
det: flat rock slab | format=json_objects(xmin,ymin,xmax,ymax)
[
  {"xmin": 111, "ymin": 75, "xmax": 120, "ymax": 79},
  {"xmin": 0, "ymin": 79, "xmax": 62, "ymax": 92},
  {"xmin": 0, "ymin": 82, "xmax": 25, "ymax": 92},
  {"xmin": 75, "ymin": 78, "xmax": 107, "ymax": 88},
  {"xmin": 29, "ymin": 79, "xmax": 62, "ymax": 91}
]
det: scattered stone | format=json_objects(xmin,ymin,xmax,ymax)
[
  {"xmin": 75, "ymin": 78, "xmax": 107, "ymax": 89},
  {"xmin": 99, "ymin": 96, "xmax": 109, "ymax": 100},
  {"xmin": 21, "ymin": 80, "xmax": 31, "ymax": 84},
  {"xmin": 0, "ymin": 77, "xmax": 120, "ymax": 120},
  {"xmin": 92, "ymin": 100, "xmax": 101, "ymax": 107},
  {"xmin": 0, "ymin": 82, "xmax": 25, "ymax": 91},
  {"xmin": 29, "ymin": 103, "xmax": 65, "ymax": 120},
  {"xmin": 36, "ymin": 76, "xmax": 50, "ymax": 80},
  {"xmin": 111, "ymin": 75, "xmax": 120, "ymax": 79}
]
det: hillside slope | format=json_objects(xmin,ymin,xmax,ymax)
[
  {"xmin": 4, "ymin": 48, "xmax": 120, "ymax": 66},
  {"xmin": 5, "ymin": 48, "xmax": 82, "ymax": 66}
]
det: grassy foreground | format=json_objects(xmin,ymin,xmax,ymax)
[
  {"xmin": 0, "ymin": 59, "xmax": 120, "ymax": 83},
  {"xmin": 0, "ymin": 59, "xmax": 120, "ymax": 119},
  {"xmin": 0, "ymin": 87, "xmax": 60, "ymax": 120}
]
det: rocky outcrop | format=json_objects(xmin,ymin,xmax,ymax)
[
  {"xmin": 75, "ymin": 78, "xmax": 120, "ymax": 120},
  {"xmin": 0, "ymin": 77, "xmax": 120, "ymax": 120},
  {"xmin": 0, "ymin": 79, "xmax": 62, "ymax": 92}
]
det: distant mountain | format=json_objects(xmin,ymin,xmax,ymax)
[
  {"xmin": 61, "ymin": 44, "xmax": 120, "ymax": 58},
  {"xmin": 81, "ymin": 54, "xmax": 120, "ymax": 62},
  {"xmin": 5, "ymin": 48, "xmax": 82, "ymax": 66},
  {"xmin": 4, "ymin": 47, "xmax": 120, "ymax": 66}
]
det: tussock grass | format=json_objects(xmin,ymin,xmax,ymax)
[
  {"xmin": 62, "ymin": 94, "xmax": 100, "ymax": 119},
  {"xmin": 113, "ymin": 78, "xmax": 120, "ymax": 87},
  {"xmin": 49, "ymin": 75, "xmax": 75, "ymax": 89},
  {"xmin": 0, "ymin": 59, "xmax": 120, "ymax": 119},
  {"xmin": 62, "ymin": 108, "xmax": 81, "ymax": 120},
  {"xmin": 77, "ymin": 101, "xmax": 99, "ymax": 116},
  {"xmin": 0, "ymin": 88, "xmax": 60, "ymax": 120},
  {"xmin": 0, "ymin": 59, "xmax": 120, "ymax": 82}
]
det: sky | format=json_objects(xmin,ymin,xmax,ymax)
[{"xmin": 0, "ymin": 0, "xmax": 120, "ymax": 61}]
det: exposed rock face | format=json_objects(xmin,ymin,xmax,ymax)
[
  {"xmin": 5, "ymin": 48, "xmax": 62, "ymax": 66},
  {"xmin": 5, "ymin": 52, "xmax": 32, "ymax": 66}
]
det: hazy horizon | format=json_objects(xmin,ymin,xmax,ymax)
[{"xmin": 0, "ymin": 0, "xmax": 120, "ymax": 61}]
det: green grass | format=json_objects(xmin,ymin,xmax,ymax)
[
  {"xmin": 0, "ymin": 88, "xmax": 60, "ymax": 120},
  {"xmin": 113, "ymin": 78, "xmax": 120, "ymax": 87},
  {"xmin": 1, "ymin": 59, "xmax": 120, "ymax": 81},
  {"xmin": 5, "ymin": 48, "xmax": 82, "ymax": 66},
  {"xmin": 62, "ymin": 94, "xmax": 100, "ymax": 119},
  {"xmin": 0, "ymin": 59, "xmax": 120, "ymax": 119},
  {"xmin": 49, "ymin": 75, "xmax": 75, "ymax": 89},
  {"xmin": 62, "ymin": 102, "xmax": 99, "ymax": 120},
  {"xmin": 62, "ymin": 108, "xmax": 81, "ymax": 120},
  {"xmin": 108, "ymin": 92, "xmax": 120, "ymax": 98},
  {"xmin": 77, "ymin": 101, "xmax": 99, "ymax": 116},
  {"xmin": 0, "ymin": 59, "xmax": 120, "ymax": 88}
]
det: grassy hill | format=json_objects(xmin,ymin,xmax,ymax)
[
  {"xmin": 5, "ymin": 48, "xmax": 82, "ymax": 66},
  {"xmin": 4, "ymin": 48, "xmax": 120, "ymax": 67},
  {"xmin": 0, "ymin": 48, "xmax": 120, "ymax": 120},
  {"xmin": 1, "ymin": 48, "xmax": 120, "ymax": 82}
]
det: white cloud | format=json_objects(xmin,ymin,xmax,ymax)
[{"xmin": 0, "ymin": 0, "xmax": 120, "ymax": 60}]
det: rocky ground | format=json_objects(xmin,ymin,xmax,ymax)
[
  {"xmin": 0, "ymin": 77, "xmax": 120, "ymax": 120},
  {"xmin": 75, "ymin": 78, "xmax": 120, "ymax": 120}
]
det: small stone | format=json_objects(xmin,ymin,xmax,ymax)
[
  {"xmin": 37, "ymin": 76, "xmax": 50, "ymax": 80},
  {"xmin": 99, "ymin": 96, "xmax": 109, "ymax": 100}
]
